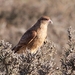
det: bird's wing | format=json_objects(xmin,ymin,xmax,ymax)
[
  {"xmin": 18, "ymin": 30, "xmax": 37, "ymax": 45},
  {"xmin": 12, "ymin": 30, "xmax": 37, "ymax": 52}
]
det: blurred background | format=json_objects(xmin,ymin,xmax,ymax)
[{"xmin": 0, "ymin": 0, "xmax": 75, "ymax": 56}]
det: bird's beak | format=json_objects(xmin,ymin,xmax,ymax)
[{"xmin": 49, "ymin": 19, "xmax": 53, "ymax": 24}]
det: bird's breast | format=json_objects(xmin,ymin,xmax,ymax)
[{"xmin": 36, "ymin": 26, "xmax": 47, "ymax": 44}]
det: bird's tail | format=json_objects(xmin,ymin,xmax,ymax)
[{"xmin": 12, "ymin": 45, "xmax": 21, "ymax": 53}]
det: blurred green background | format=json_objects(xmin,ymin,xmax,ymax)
[{"xmin": 0, "ymin": 0, "xmax": 75, "ymax": 55}]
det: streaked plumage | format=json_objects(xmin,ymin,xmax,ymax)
[{"xmin": 12, "ymin": 16, "xmax": 53, "ymax": 54}]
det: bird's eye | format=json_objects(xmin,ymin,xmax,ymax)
[{"xmin": 42, "ymin": 18, "xmax": 49, "ymax": 21}]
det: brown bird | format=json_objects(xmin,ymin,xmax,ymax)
[{"xmin": 12, "ymin": 16, "xmax": 53, "ymax": 54}]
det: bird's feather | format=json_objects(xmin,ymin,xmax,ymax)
[{"xmin": 12, "ymin": 30, "xmax": 37, "ymax": 53}]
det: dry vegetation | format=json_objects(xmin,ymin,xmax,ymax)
[
  {"xmin": 0, "ymin": 40, "xmax": 58, "ymax": 75},
  {"xmin": 0, "ymin": 0, "xmax": 75, "ymax": 75}
]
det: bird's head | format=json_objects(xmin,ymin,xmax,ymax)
[{"xmin": 38, "ymin": 16, "xmax": 53, "ymax": 25}]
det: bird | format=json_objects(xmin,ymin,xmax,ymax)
[{"xmin": 12, "ymin": 16, "xmax": 53, "ymax": 54}]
